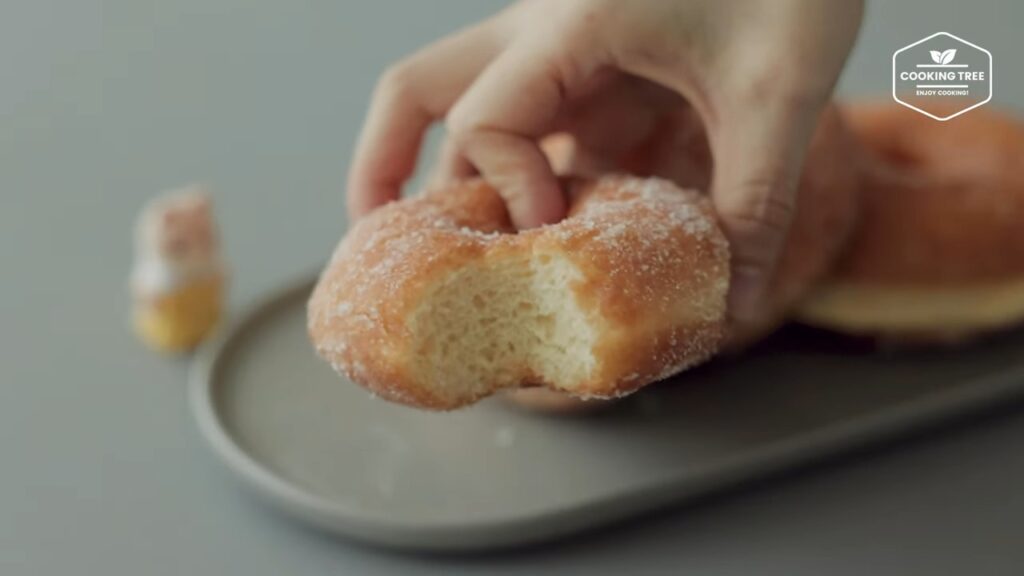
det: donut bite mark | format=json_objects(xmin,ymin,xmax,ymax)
[{"xmin": 308, "ymin": 176, "xmax": 729, "ymax": 410}]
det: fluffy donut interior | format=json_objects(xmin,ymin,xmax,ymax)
[{"xmin": 408, "ymin": 252, "xmax": 597, "ymax": 399}]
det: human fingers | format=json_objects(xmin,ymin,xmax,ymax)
[
  {"xmin": 710, "ymin": 99, "xmax": 820, "ymax": 324},
  {"xmin": 445, "ymin": 42, "xmax": 581, "ymax": 228},
  {"xmin": 346, "ymin": 20, "xmax": 506, "ymax": 219}
]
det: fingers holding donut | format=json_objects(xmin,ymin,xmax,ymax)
[
  {"xmin": 350, "ymin": 0, "xmax": 861, "ymax": 339},
  {"xmin": 346, "ymin": 17, "xmax": 508, "ymax": 219},
  {"xmin": 443, "ymin": 42, "xmax": 573, "ymax": 229}
]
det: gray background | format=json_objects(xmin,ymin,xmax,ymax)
[{"xmin": 1, "ymin": 0, "xmax": 1022, "ymax": 574}]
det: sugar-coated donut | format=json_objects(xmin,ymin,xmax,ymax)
[
  {"xmin": 798, "ymin": 102, "xmax": 1024, "ymax": 341},
  {"xmin": 308, "ymin": 176, "xmax": 730, "ymax": 409}
]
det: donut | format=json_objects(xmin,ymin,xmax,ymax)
[
  {"xmin": 507, "ymin": 105, "xmax": 861, "ymax": 412},
  {"xmin": 308, "ymin": 176, "xmax": 730, "ymax": 409},
  {"xmin": 798, "ymin": 102, "xmax": 1024, "ymax": 341}
]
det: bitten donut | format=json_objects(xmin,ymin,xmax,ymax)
[
  {"xmin": 308, "ymin": 176, "xmax": 730, "ymax": 409},
  {"xmin": 798, "ymin": 102, "xmax": 1024, "ymax": 341}
]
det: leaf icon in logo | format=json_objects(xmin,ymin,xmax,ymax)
[{"xmin": 930, "ymin": 49, "xmax": 958, "ymax": 65}]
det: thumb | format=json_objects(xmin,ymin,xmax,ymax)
[{"xmin": 711, "ymin": 103, "xmax": 818, "ymax": 324}]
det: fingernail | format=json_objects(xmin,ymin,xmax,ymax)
[{"xmin": 508, "ymin": 183, "xmax": 565, "ymax": 230}]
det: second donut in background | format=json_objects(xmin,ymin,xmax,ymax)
[{"xmin": 799, "ymin": 102, "xmax": 1024, "ymax": 343}]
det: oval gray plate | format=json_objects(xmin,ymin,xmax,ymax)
[{"xmin": 190, "ymin": 277, "xmax": 1024, "ymax": 552}]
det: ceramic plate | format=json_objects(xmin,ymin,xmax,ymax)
[{"xmin": 190, "ymin": 277, "xmax": 1024, "ymax": 551}]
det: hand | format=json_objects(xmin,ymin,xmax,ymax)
[{"xmin": 347, "ymin": 0, "xmax": 864, "ymax": 323}]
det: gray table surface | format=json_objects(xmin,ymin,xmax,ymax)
[{"xmin": 2, "ymin": 1, "xmax": 1022, "ymax": 574}]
